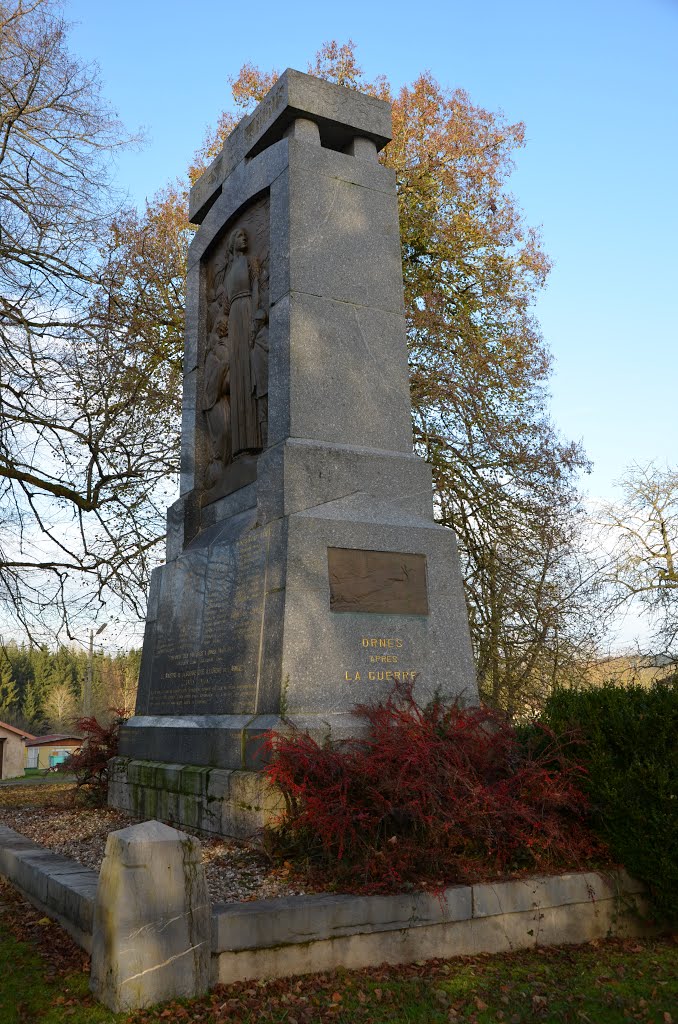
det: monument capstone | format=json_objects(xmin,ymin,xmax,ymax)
[{"xmin": 111, "ymin": 70, "xmax": 478, "ymax": 835}]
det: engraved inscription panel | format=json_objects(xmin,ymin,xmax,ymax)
[
  {"xmin": 146, "ymin": 526, "xmax": 268, "ymax": 715},
  {"xmin": 328, "ymin": 548, "xmax": 429, "ymax": 615}
]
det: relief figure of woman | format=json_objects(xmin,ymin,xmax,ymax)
[{"xmin": 224, "ymin": 228, "xmax": 260, "ymax": 457}]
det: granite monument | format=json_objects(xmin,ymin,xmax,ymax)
[{"xmin": 111, "ymin": 70, "xmax": 478, "ymax": 834}]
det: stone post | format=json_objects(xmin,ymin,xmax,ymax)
[{"xmin": 90, "ymin": 820, "xmax": 210, "ymax": 1012}]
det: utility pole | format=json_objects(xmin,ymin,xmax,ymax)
[{"xmin": 85, "ymin": 623, "xmax": 107, "ymax": 717}]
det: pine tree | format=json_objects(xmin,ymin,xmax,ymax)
[
  {"xmin": 21, "ymin": 682, "xmax": 43, "ymax": 733},
  {"xmin": 0, "ymin": 657, "xmax": 19, "ymax": 721}
]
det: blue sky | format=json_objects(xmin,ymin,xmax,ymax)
[{"xmin": 65, "ymin": 0, "xmax": 677, "ymax": 506}]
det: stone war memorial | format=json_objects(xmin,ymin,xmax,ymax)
[
  {"xmin": 110, "ymin": 70, "xmax": 479, "ymax": 835},
  {"xmin": 0, "ymin": 70, "xmax": 655, "ymax": 1017}
]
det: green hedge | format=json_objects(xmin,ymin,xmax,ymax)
[{"xmin": 540, "ymin": 676, "xmax": 678, "ymax": 924}]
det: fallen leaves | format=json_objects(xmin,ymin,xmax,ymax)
[
  {"xmin": 0, "ymin": 877, "xmax": 90, "ymax": 978},
  {"xmin": 2, "ymin": 867, "xmax": 677, "ymax": 1024},
  {"xmin": 0, "ymin": 787, "xmax": 307, "ymax": 902}
]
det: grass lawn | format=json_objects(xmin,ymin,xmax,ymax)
[
  {"xmin": 1, "ymin": 877, "xmax": 676, "ymax": 1024},
  {"xmin": 0, "ymin": 772, "xmax": 75, "ymax": 789},
  {"xmin": 0, "ymin": 928, "xmax": 110, "ymax": 1024}
]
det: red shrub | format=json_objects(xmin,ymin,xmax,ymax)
[
  {"xmin": 66, "ymin": 709, "xmax": 128, "ymax": 804},
  {"xmin": 264, "ymin": 688, "xmax": 608, "ymax": 892}
]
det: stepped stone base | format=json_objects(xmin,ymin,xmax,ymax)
[
  {"xmin": 118, "ymin": 711, "xmax": 369, "ymax": 771},
  {"xmin": 109, "ymin": 758, "xmax": 283, "ymax": 839}
]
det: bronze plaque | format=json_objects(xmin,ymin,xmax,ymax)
[{"xmin": 328, "ymin": 548, "xmax": 429, "ymax": 615}]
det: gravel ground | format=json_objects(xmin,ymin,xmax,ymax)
[{"xmin": 0, "ymin": 782, "xmax": 307, "ymax": 904}]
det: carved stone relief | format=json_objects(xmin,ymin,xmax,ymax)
[{"xmin": 202, "ymin": 195, "xmax": 269, "ymax": 499}]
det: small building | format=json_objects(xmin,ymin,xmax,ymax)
[
  {"xmin": 25, "ymin": 734, "xmax": 82, "ymax": 770},
  {"xmin": 0, "ymin": 720, "xmax": 35, "ymax": 780}
]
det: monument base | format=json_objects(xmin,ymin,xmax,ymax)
[
  {"xmin": 112, "ymin": 712, "xmax": 373, "ymax": 836},
  {"xmin": 108, "ymin": 757, "xmax": 283, "ymax": 839},
  {"xmin": 128, "ymin": 490, "xmax": 476, "ymax": 730},
  {"xmin": 118, "ymin": 712, "xmax": 369, "ymax": 771}
]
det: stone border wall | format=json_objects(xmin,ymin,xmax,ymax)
[
  {"xmin": 0, "ymin": 825, "xmax": 97, "ymax": 951},
  {"xmin": 210, "ymin": 872, "xmax": 651, "ymax": 985},
  {"xmin": 0, "ymin": 822, "xmax": 655, "ymax": 1008}
]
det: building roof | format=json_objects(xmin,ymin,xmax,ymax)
[
  {"xmin": 25, "ymin": 734, "xmax": 82, "ymax": 748},
  {"xmin": 0, "ymin": 719, "xmax": 35, "ymax": 741}
]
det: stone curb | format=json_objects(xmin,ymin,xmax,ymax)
[
  {"xmin": 0, "ymin": 824, "xmax": 97, "ymax": 951},
  {"xmin": 211, "ymin": 887, "xmax": 473, "ymax": 952},
  {"xmin": 210, "ymin": 871, "xmax": 653, "ymax": 986},
  {"xmin": 211, "ymin": 870, "xmax": 648, "ymax": 954}
]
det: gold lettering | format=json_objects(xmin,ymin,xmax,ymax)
[
  {"xmin": 361, "ymin": 638, "xmax": 369, "ymax": 647},
  {"xmin": 396, "ymin": 638, "xmax": 403, "ymax": 648},
  {"xmin": 393, "ymin": 670, "xmax": 418, "ymax": 682},
  {"xmin": 368, "ymin": 671, "xmax": 376, "ymax": 680}
]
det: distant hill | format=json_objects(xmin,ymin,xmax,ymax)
[{"xmin": 584, "ymin": 654, "xmax": 676, "ymax": 689}]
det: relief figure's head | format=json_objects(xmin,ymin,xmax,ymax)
[{"xmin": 228, "ymin": 227, "xmax": 248, "ymax": 255}]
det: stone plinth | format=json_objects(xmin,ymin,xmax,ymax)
[{"xmin": 108, "ymin": 758, "xmax": 283, "ymax": 838}]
